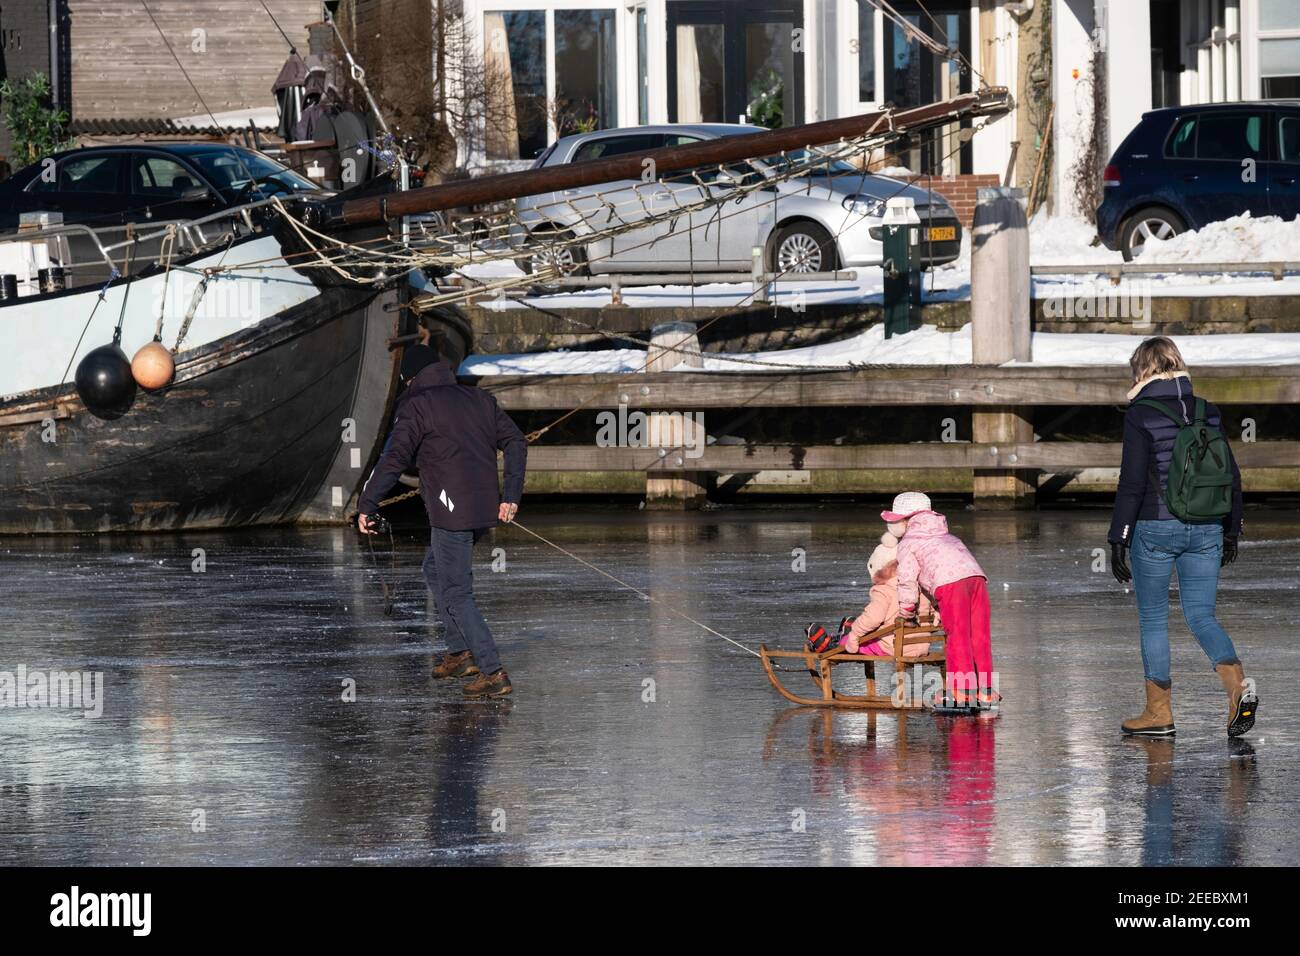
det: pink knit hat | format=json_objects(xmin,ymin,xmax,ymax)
[{"xmin": 881, "ymin": 491, "xmax": 932, "ymax": 522}]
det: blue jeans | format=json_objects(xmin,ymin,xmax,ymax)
[
  {"xmin": 1130, "ymin": 519, "xmax": 1239, "ymax": 686},
  {"xmin": 422, "ymin": 527, "xmax": 502, "ymax": 674}
]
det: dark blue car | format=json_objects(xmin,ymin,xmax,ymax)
[{"xmin": 1097, "ymin": 101, "xmax": 1300, "ymax": 260}]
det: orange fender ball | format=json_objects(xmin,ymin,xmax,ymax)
[{"xmin": 131, "ymin": 340, "xmax": 175, "ymax": 390}]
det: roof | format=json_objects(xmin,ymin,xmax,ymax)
[
  {"xmin": 1143, "ymin": 99, "xmax": 1300, "ymax": 116},
  {"xmin": 69, "ymin": 118, "xmax": 277, "ymax": 136}
]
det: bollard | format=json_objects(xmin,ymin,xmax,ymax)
[
  {"xmin": 970, "ymin": 186, "xmax": 1033, "ymax": 509},
  {"xmin": 645, "ymin": 321, "xmax": 709, "ymax": 509},
  {"xmin": 751, "ymin": 246, "xmax": 768, "ymax": 304},
  {"xmin": 881, "ymin": 197, "xmax": 922, "ymax": 338}
]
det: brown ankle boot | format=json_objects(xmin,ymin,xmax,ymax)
[
  {"xmin": 1121, "ymin": 680, "xmax": 1175, "ymax": 736},
  {"xmin": 432, "ymin": 651, "xmax": 479, "ymax": 679},
  {"xmin": 462, "ymin": 669, "xmax": 512, "ymax": 699},
  {"xmin": 1215, "ymin": 662, "xmax": 1258, "ymax": 738}
]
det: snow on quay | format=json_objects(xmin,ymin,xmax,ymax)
[
  {"xmin": 454, "ymin": 212, "xmax": 1300, "ymax": 313},
  {"xmin": 461, "ymin": 326, "xmax": 1300, "ymax": 375}
]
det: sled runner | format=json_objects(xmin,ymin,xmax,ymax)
[{"xmin": 760, "ymin": 614, "xmax": 950, "ymax": 711}]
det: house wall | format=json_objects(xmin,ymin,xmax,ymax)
[
  {"xmin": 1050, "ymin": 0, "xmax": 1097, "ymax": 218},
  {"xmin": 0, "ymin": 1, "xmax": 57, "ymax": 163},
  {"xmin": 66, "ymin": 0, "xmax": 319, "ymax": 121},
  {"xmin": 1100, "ymin": 0, "xmax": 1152, "ymax": 159}
]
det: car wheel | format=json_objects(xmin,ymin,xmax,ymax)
[
  {"xmin": 1120, "ymin": 208, "xmax": 1187, "ymax": 261},
  {"xmin": 770, "ymin": 222, "xmax": 838, "ymax": 275},
  {"xmin": 515, "ymin": 228, "xmax": 588, "ymax": 287}
]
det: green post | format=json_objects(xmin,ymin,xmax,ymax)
[{"xmin": 881, "ymin": 197, "xmax": 922, "ymax": 339}]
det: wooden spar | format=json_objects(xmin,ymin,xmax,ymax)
[{"xmin": 329, "ymin": 88, "xmax": 1012, "ymax": 226}]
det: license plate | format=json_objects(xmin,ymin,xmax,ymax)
[{"xmin": 927, "ymin": 226, "xmax": 956, "ymax": 241}]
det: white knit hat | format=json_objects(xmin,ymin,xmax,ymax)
[
  {"xmin": 881, "ymin": 491, "xmax": 932, "ymax": 522},
  {"xmin": 867, "ymin": 530, "xmax": 900, "ymax": 579}
]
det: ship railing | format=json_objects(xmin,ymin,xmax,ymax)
[{"xmin": 0, "ymin": 196, "xmax": 312, "ymax": 294}]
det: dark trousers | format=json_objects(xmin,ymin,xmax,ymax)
[{"xmin": 422, "ymin": 527, "xmax": 502, "ymax": 674}]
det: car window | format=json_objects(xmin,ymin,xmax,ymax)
[
  {"xmin": 131, "ymin": 156, "xmax": 201, "ymax": 199},
  {"xmin": 1167, "ymin": 117, "xmax": 1197, "ymax": 158},
  {"xmin": 664, "ymin": 135, "xmax": 702, "ymax": 147},
  {"xmin": 1194, "ymin": 113, "xmax": 1264, "ymax": 160},
  {"xmin": 688, "ymin": 162, "xmax": 763, "ymax": 187},
  {"xmin": 185, "ymin": 147, "xmax": 317, "ymax": 196},
  {"xmin": 571, "ymin": 134, "xmax": 664, "ymax": 163},
  {"xmin": 1280, "ymin": 116, "xmax": 1300, "ymax": 163},
  {"xmin": 32, "ymin": 155, "xmax": 123, "ymax": 193}
]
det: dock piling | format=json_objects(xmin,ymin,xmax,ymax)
[
  {"xmin": 970, "ymin": 187, "xmax": 1034, "ymax": 509},
  {"xmin": 645, "ymin": 322, "xmax": 709, "ymax": 509}
]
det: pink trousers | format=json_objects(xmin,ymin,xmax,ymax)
[{"xmin": 933, "ymin": 576, "xmax": 993, "ymax": 692}]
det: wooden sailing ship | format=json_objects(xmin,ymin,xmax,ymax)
[{"xmin": 0, "ymin": 89, "xmax": 1010, "ymax": 534}]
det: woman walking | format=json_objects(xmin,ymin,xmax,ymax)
[{"xmin": 1108, "ymin": 337, "xmax": 1258, "ymax": 738}]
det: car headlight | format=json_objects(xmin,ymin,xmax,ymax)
[{"xmin": 842, "ymin": 194, "xmax": 886, "ymax": 217}]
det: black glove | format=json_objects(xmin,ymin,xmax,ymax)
[
  {"xmin": 1111, "ymin": 542, "xmax": 1131, "ymax": 584},
  {"xmin": 1221, "ymin": 536, "xmax": 1238, "ymax": 567}
]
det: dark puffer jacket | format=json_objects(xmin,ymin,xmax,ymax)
[
  {"xmin": 358, "ymin": 362, "xmax": 527, "ymax": 531},
  {"xmin": 1107, "ymin": 373, "xmax": 1244, "ymax": 545}
]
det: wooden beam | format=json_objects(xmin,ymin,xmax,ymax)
[
  {"xmin": 475, "ymin": 365, "xmax": 1300, "ymax": 410},
  {"xmin": 517, "ymin": 441, "xmax": 1300, "ymax": 472}
]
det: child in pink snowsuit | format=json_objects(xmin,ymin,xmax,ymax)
[
  {"xmin": 884, "ymin": 492, "xmax": 998, "ymax": 706},
  {"xmin": 843, "ymin": 528, "xmax": 935, "ymax": 657}
]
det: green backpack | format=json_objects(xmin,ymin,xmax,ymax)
[{"xmin": 1136, "ymin": 397, "xmax": 1235, "ymax": 521}]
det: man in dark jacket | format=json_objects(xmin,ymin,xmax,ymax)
[{"xmin": 358, "ymin": 359, "xmax": 527, "ymax": 698}]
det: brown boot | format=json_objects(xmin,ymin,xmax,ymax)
[
  {"xmin": 432, "ymin": 651, "xmax": 479, "ymax": 680},
  {"xmin": 1215, "ymin": 662, "xmax": 1258, "ymax": 738},
  {"xmin": 462, "ymin": 669, "xmax": 512, "ymax": 699},
  {"xmin": 1121, "ymin": 680, "xmax": 1175, "ymax": 736}
]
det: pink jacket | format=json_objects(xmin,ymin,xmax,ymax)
[
  {"xmin": 896, "ymin": 511, "xmax": 985, "ymax": 613},
  {"xmin": 848, "ymin": 578, "xmax": 933, "ymax": 657}
]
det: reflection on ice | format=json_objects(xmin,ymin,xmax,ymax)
[{"xmin": 0, "ymin": 508, "xmax": 1295, "ymax": 864}]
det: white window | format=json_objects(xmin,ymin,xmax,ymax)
[
  {"xmin": 482, "ymin": 5, "xmax": 620, "ymax": 162},
  {"xmin": 1251, "ymin": 0, "xmax": 1300, "ymax": 98}
]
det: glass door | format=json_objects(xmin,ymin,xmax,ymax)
[
  {"xmin": 667, "ymin": 2, "xmax": 804, "ymax": 128},
  {"xmin": 881, "ymin": 2, "xmax": 971, "ymax": 174}
]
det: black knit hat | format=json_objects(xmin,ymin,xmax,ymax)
[{"xmin": 399, "ymin": 344, "xmax": 441, "ymax": 384}]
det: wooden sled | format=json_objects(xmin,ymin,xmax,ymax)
[{"xmin": 760, "ymin": 614, "xmax": 947, "ymax": 711}]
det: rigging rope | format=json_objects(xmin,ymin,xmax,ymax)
[{"xmin": 507, "ymin": 520, "xmax": 762, "ymax": 658}]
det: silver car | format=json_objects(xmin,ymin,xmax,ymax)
[{"xmin": 511, "ymin": 123, "xmax": 962, "ymax": 277}]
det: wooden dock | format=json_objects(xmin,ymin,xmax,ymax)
[{"xmin": 474, "ymin": 364, "xmax": 1300, "ymax": 503}]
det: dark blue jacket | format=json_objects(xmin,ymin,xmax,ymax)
[
  {"xmin": 1108, "ymin": 374, "xmax": 1243, "ymax": 545},
  {"xmin": 358, "ymin": 362, "xmax": 527, "ymax": 531}
]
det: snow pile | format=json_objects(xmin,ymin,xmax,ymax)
[
  {"xmin": 462, "ymin": 326, "xmax": 1300, "ymax": 375},
  {"xmin": 1135, "ymin": 212, "xmax": 1300, "ymax": 264},
  {"xmin": 1027, "ymin": 211, "xmax": 1120, "ymax": 265}
]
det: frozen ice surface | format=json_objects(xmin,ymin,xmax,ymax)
[{"xmin": 0, "ymin": 508, "xmax": 1296, "ymax": 866}]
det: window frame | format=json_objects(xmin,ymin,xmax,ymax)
[
  {"xmin": 26, "ymin": 151, "xmax": 128, "ymax": 195},
  {"xmin": 1163, "ymin": 109, "xmax": 1273, "ymax": 162},
  {"xmin": 481, "ymin": 2, "xmax": 622, "ymax": 162}
]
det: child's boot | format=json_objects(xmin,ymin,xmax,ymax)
[
  {"xmin": 805, "ymin": 623, "xmax": 836, "ymax": 654},
  {"xmin": 1121, "ymin": 680, "xmax": 1175, "ymax": 737},
  {"xmin": 1215, "ymin": 662, "xmax": 1258, "ymax": 738}
]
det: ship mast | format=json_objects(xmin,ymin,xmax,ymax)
[{"xmin": 320, "ymin": 89, "xmax": 1012, "ymax": 228}]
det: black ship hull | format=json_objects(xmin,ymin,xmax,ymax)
[{"xmin": 0, "ymin": 283, "xmax": 401, "ymax": 534}]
